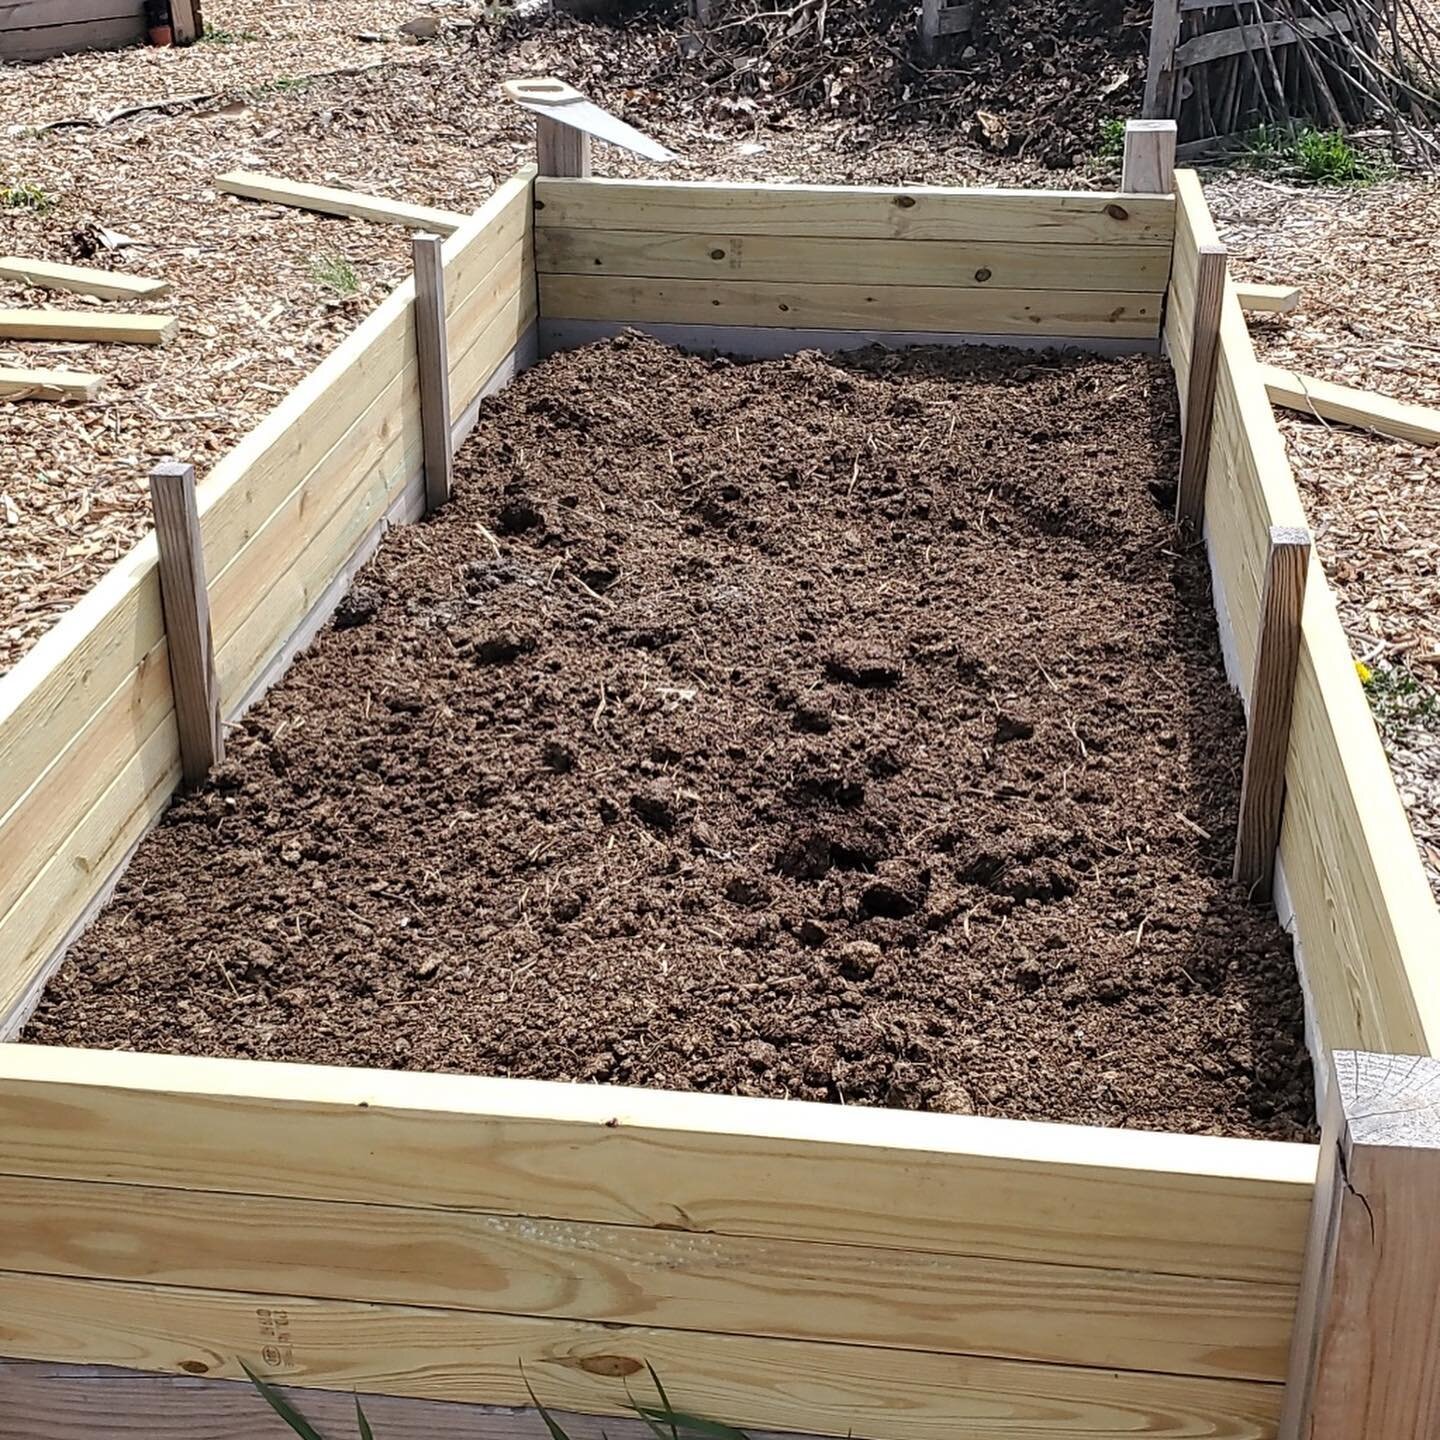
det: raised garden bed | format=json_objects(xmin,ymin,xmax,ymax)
[{"xmin": 2, "ymin": 144, "xmax": 1439, "ymax": 1440}]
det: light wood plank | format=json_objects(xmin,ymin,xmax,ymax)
[
  {"xmin": 539, "ymin": 274, "xmax": 1161, "ymax": 338},
  {"xmin": 0, "ymin": 257, "xmax": 170, "ymax": 300},
  {"xmin": 412, "ymin": 234, "xmax": 453, "ymax": 512},
  {"xmin": 149, "ymin": 463, "xmax": 223, "ymax": 787},
  {"xmin": 1236, "ymin": 282, "xmax": 1300, "ymax": 315},
  {"xmin": 1235, "ymin": 527, "xmax": 1311, "ymax": 894},
  {"xmin": 0, "ymin": 366, "xmax": 100, "ymax": 401},
  {"xmin": 216, "ymin": 172, "xmax": 468, "ymax": 234},
  {"xmin": 534, "ymin": 228, "xmax": 1172, "ymax": 292},
  {"xmin": 0, "ymin": 1045, "xmax": 1315, "ymax": 1282},
  {"xmin": 0, "ymin": 1361, "xmax": 828, "ymax": 1440},
  {"xmin": 535, "ymin": 178, "xmax": 1176, "ymax": 245},
  {"xmin": 0, "ymin": 1172, "xmax": 1297, "ymax": 1380},
  {"xmin": 0, "ymin": 1270, "xmax": 1286, "ymax": 1440},
  {"xmin": 0, "ymin": 309, "xmax": 176, "ymax": 345},
  {"xmin": 1261, "ymin": 365, "xmax": 1440, "ymax": 446}
]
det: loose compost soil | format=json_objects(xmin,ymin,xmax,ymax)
[{"xmin": 29, "ymin": 336, "xmax": 1316, "ymax": 1139}]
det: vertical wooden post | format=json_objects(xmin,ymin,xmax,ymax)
[
  {"xmin": 1121, "ymin": 119, "xmax": 1177, "ymax": 193},
  {"xmin": 1143, "ymin": 0, "xmax": 1183, "ymax": 119},
  {"xmin": 169, "ymin": 0, "xmax": 203, "ymax": 44},
  {"xmin": 411, "ymin": 233, "xmax": 453, "ymax": 514},
  {"xmin": 536, "ymin": 117, "xmax": 591, "ymax": 178},
  {"xmin": 1234, "ymin": 525, "xmax": 1310, "ymax": 893},
  {"xmin": 1281, "ymin": 1050, "xmax": 1440, "ymax": 1439},
  {"xmin": 919, "ymin": 0, "xmax": 942, "ymax": 56},
  {"xmin": 1175, "ymin": 242, "xmax": 1227, "ymax": 532},
  {"xmin": 149, "ymin": 462, "xmax": 223, "ymax": 788}
]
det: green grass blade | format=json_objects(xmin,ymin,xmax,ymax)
[
  {"xmin": 634, "ymin": 1405, "xmax": 751, "ymax": 1440},
  {"xmin": 241, "ymin": 1361, "xmax": 331, "ymax": 1440},
  {"xmin": 646, "ymin": 1363, "xmax": 679, "ymax": 1440},
  {"xmin": 522, "ymin": 1364, "xmax": 576, "ymax": 1440},
  {"xmin": 354, "ymin": 1394, "xmax": 375, "ymax": 1440}
]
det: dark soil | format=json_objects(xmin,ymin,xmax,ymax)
[{"xmin": 28, "ymin": 336, "xmax": 1315, "ymax": 1140}]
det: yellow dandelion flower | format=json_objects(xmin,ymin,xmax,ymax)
[{"xmin": 1356, "ymin": 661, "xmax": 1374, "ymax": 686}]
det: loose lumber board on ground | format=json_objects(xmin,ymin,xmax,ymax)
[
  {"xmin": 534, "ymin": 229, "xmax": 1171, "ymax": 292},
  {"xmin": 0, "ymin": 1044, "xmax": 1315, "ymax": 1283},
  {"xmin": 0, "ymin": 366, "xmax": 100, "ymax": 400},
  {"xmin": 538, "ymin": 274, "xmax": 1160, "ymax": 338},
  {"xmin": 534, "ymin": 179, "xmax": 1177, "ymax": 246},
  {"xmin": 0, "ymin": 309, "xmax": 176, "ymax": 344},
  {"xmin": 0, "ymin": 257, "xmax": 170, "ymax": 300},
  {"xmin": 1235, "ymin": 282, "xmax": 1300, "ymax": 315},
  {"xmin": 0, "ymin": 169, "xmax": 536, "ymax": 1028},
  {"xmin": 1261, "ymin": 365, "xmax": 1440, "ymax": 446},
  {"xmin": 216, "ymin": 172, "xmax": 469, "ymax": 234},
  {"xmin": 0, "ymin": 1361, "xmax": 821, "ymax": 1440},
  {"xmin": 1165, "ymin": 169, "xmax": 1440, "ymax": 1058},
  {"xmin": 0, "ymin": 1271, "xmax": 1285, "ymax": 1440},
  {"xmin": 0, "ymin": 1170, "xmax": 1297, "ymax": 1379}
]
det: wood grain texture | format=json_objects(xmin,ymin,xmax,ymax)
[
  {"xmin": 535, "ymin": 228, "xmax": 1171, "ymax": 292},
  {"xmin": 1176, "ymin": 243, "xmax": 1227, "ymax": 530},
  {"xmin": 1166, "ymin": 167, "xmax": 1440, "ymax": 1057},
  {"xmin": 0, "ymin": 1172, "xmax": 1298, "ymax": 1379},
  {"xmin": 536, "ymin": 115, "xmax": 592, "ymax": 178},
  {"xmin": 0, "ymin": 1361, "xmax": 828, "ymax": 1440},
  {"xmin": 1234, "ymin": 527, "xmax": 1310, "ymax": 894},
  {"xmin": 1121, "ymin": 119, "xmax": 1178, "ymax": 194},
  {"xmin": 0, "ymin": 1045, "xmax": 1316, "ymax": 1282},
  {"xmin": 1143, "ymin": 0, "xmax": 1183, "ymax": 117},
  {"xmin": 539, "ymin": 273, "xmax": 1161, "ymax": 338},
  {"xmin": 215, "ymin": 172, "xmax": 468, "ymax": 233},
  {"xmin": 1280, "ymin": 1051, "xmax": 1440, "ymax": 1439},
  {"xmin": 0, "ymin": 256, "xmax": 169, "ymax": 300},
  {"xmin": 412, "ymin": 234, "xmax": 454, "ymax": 512},
  {"xmin": 1173, "ymin": 11, "xmax": 1352, "ymax": 67},
  {"xmin": 0, "ymin": 309, "xmax": 176, "ymax": 344},
  {"xmin": 0, "ymin": 365, "xmax": 101, "ymax": 400},
  {"xmin": 149, "ymin": 464, "xmax": 223, "ymax": 787},
  {"xmin": 0, "ymin": 1271, "xmax": 1286, "ymax": 1440},
  {"xmin": 1261, "ymin": 365, "xmax": 1440, "ymax": 446},
  {"xmin": 535, "ymin": 178, "xmax": 1176, "ymax": 245},
  {"xmin": 1235, "ymin": 283, "xmax": 1300, "ymax": 315}
]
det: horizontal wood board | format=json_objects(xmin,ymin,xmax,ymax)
[
  {"xmin": 535, "ymin": 179, "xmax": 1173, "ymax": 342},
  {"xmin": 0, "ymin": 1271, "xmax": 1284, "ymax": 1440},
  {"xmin": 1165, "ymin": 169, "xmax": 1440, "ymax": 1056},
  {"xmin": 0, "ymin": 167, "xmax": 538, "ymax": 1025}
]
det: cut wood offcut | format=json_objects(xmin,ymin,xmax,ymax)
[
  {"xmin": 1262, "ymin": 366, "xmax": 1440, "ymax": 447},
  {"xmin": 0, "ymin": 257, "xmax": 170, "ymax": 301},
  {"xmin": 0, "ymin": 367, "xmax": 101, "ymax": 402},
  {"xmin": 0, "ymin": 310, "xmax": 177, "ymax": 345},
  {"xmin": 215, "ymin": 172, "xmax": 469, "ymax": 233}
]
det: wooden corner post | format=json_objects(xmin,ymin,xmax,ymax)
[
  {"xmin": 536, "ymin": 115, "xmax": 592, "ymax": 178},
  {"xmin": 1234, "ymin": 525, "xmax": 1310, "ymax": 893},
  {"xmin": 411, "ymin": 233, "xmax": 453, "ymax": 513},
  {"xmin": 149, "ymin": 462, "xmax": 224, "ymax": 787},
  {"xmin": 1175, "ymin": 241, "xmax": 1227, "ymax": 531},
  {"xmin": 1281, "ymin": 1050, "xmax": 1440, "ymax": 1439},
  {"xmin": 1121, "ymin": 119, "xmax": 1177, "ymax": 193}
]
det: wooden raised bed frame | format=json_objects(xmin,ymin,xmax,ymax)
[{"xmin": 2, "ymin": 129, "xmax": 1439, "ymax": 1440}]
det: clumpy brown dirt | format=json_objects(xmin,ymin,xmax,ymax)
[{"xmin": 28, "ymin": 335, "xmax": 1315, "ymax": 1140}]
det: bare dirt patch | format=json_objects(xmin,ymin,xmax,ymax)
[{"xmin": 28, "ymin": 335, "xmax": 1315, "ymax": 1140}]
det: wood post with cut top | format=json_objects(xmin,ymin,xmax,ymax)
[
  {"xmin": 1280, "ymin": 1050, "xmax": 1440, "ymax": 1439},
  {"xmin": 411, "ymin": 234, "xmax": 454, "ymax": 513},
  {"xmin": 149, "ymin": 463, "xmax": 223, "ymax": 788},
  {"xmin": 1234, "ymin": 525, "xmax": 1310, "ymax": 893},
  {"xmin": 1175, "ymin": 242, "xmax": 1227, "ymax": 531},
  {"xmin": 537, "ymin": 116, "xmax": 592, "ymax": 178},
  {"xmin": 1121, "ymin": 120, "xmax": 1177, "ymax": 194}
]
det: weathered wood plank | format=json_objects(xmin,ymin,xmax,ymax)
[
  {"xmin": 534, "ymin": 229, "xmax": 1172, "ymax": 292},
  {"xmin": 0, "ymin": 1271, "xmax": 1287, "ymax": 1440},
  {"xmin": 538, "ymin": 274, "xmax": 1161, "ymax": 338},
  {"xmin": 0, "ymin": 1172, "xmax": 1298, "ymax": 1379},
  {"xmin": 1234, "ymin": 527, "xmax": 1311, "ymax": 894},
  {"xmin": 0, "ymin": 366, "xmax": 101, "ymax": 400},
  {"xmin": 1174, "ymin": 12, "xmax": 1354, "ymax": 69},
  {"xmin": 412, "ymin": 234, "xmax": 454, "ymax": 512},
  {"xmin": 0, "ymin": 309, "xmax": 176, "ymax": 344},
  {"xmin": 1261, "ymin": 365, "xmax": 1440, "ymax": 446},
  {"xmin": 0, "ymin": 256, "xmax": 170, "ymax": 300},
  {"xmin": 1176, "ymin": 242, "xmax": 1227, "ymax": 529},
  {"xmin": 215, "ymin": 172, "xmax": 468, "ymax": 234},
  {"xmin": 535, "ymin": 179, "xmax": 1177, "ymax": 245},
  {"xmin": 0, "ymin": 12, "xmax": 142, "ymax": 60},
  {"xmin": 1280, "ymin": 1051, "xmax": 1440, "ymax": 1439},
  {"xmin": 0, "ymin": 1045, "xmax": 1316, "ymax": 1281}
]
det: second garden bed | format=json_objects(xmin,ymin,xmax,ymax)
[{"xmin": 28, "ymin": 333, "xmax": 1313, "ymax": 1140}]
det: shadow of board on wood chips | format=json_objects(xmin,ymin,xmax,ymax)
[{"xmin": 26, "ymin": 334, "xmax": 1316, "ymax": 1142}]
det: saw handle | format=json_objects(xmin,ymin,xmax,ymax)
[{"xmin": 502, "ymin": 76, "xmax": 586, "ymax": 107}]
